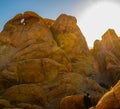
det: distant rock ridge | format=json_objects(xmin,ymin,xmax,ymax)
[
  {"xmin": 102, "ymin": 29, "xmax": 119, "ymax": 50},
  {"xmin": 0, "ymin": 11, "xmax": 119, "ymax": 109},
  {"xmin": 92, "ymin": 28, "xmax": 120, "ymax": 87}
]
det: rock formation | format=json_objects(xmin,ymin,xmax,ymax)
[
  {"xmin": 0, "ymin": 11, "xmax": 115, "ymax": 109},
  {"xmin": 94, "ymin": 80, "xmax": 120, "ymax": 109},
  {"xmin": 60, "ymin": 95, "xmax": 86, "ymax": 109},
  {"xmin": 51, "ymin": 14, "xmax": 93, "ymax": 76},
  {"xmin": 92, "ymin": 29, "xmax": 120, "ymax": 88},
  {"xmin": 0, "ymin": 11, "xmax": 71, "ymax": 87}
]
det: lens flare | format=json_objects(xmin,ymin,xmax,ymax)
[{"xmin": 77, "ymin": 1, "xmax": 120, "ymax": 47}]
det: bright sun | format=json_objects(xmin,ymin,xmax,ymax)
[{"xmin": 77, "ymin": 1, "xmax": 120, "ymax": 47}]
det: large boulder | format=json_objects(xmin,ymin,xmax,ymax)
[
  {"xmin": 60, "ymin": 95, "xmax": 86, "ymax": 109},
  {"xmin": 96, "ymin": 80, "xmax": 120, "ymax": 109},
  {"xmin": 0, "ymin": 73, "xmax": 105, "ymax": 109},
  {"xmin": 51, "ymin": 14, "xmax": 93, "ymax": 76},
  {"xmin": 3, "ymin": 84, "xmax": 46, "ymax": 106},
  {"xmin": 60, "ymin": 94, "xmax": 99, "ymax": 109},
  {"xmin": 45, "ymin": 73, "xmax": 106, "ymax": 109},
  {"xmin": 0, "ymin": 99, "xmax": 11, "ymax": 108},
  {"xmin": 0, "ymin": 11, "xmax": 71, "ymax": 89},
  {"xmin": 51, "ymin": 13, "xmax": 89, "ymax": 56}
]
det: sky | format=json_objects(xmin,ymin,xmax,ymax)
[{"xmin": 0, "ymin": 0, "xmax": 120, "ymax": 47}]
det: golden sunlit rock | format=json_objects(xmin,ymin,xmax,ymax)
[
  {"xmin": 92, "ymin": 29, "xmax": 120, "ymax": 88},
  {"xmin": 0, "ymin": 11, "xmax": 119, "ymax": 109},
  {"xmin": 95, "ymin": 80, "xmax": 120, "ymax": 109},
  {"xmin": 60, "ymin": 95, "xmax": 86, "ymax": 109}
]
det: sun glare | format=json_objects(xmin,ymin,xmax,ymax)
[{"xmin": 77, "ymin": 1, "xmax": 120, "ymax": 47}]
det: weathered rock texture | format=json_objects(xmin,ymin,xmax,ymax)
[
  {"xmin": 92, "ymin": 29, "xmax": 120, "ymax": 87},
  {"xmin": 3, "ymin": 84, "xmax": 46, "ymax": 106},
  {"xmin": 95, "ymin": 80, "xmax": 120, "ymax": 109},
  {"xmin": 60, "ymin": 95, "xmax": 100, "ymax": 109},
  {"xmin": 0, "ymin": 99, "xmax": 11, "ymax": 108},
  {"xmin": 51, "ymin": 14, "xmax": 93, "ymax": 76},
  {"xmin": 0, "ymin": 11, "xmax": 71, "ymax": 88},
  {"xmin": 60, "ymin": 95, "xmax": 86, "ymax": 109},
  {"xmin": 0, "ymin": 11, "xmax": 108, "ymax": 109}
]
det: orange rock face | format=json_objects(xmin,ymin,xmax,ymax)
[
  {"xmin": 60, "ymin": 95, "xmax": 86, "ymax": 109},
  {"xmin": 96, "ymin": 80, "xmax": 120, "ymax": 109},
  {"xmin": 92, "ymin": 29, "xmax": 120, "ymax": 87},
  {"xmin": 3, "ymin": 84, "xmax": 46, "ymax": 106},
  {"xmin": 51, "ymin": 14, "xmax": 93, "ymax": 76},
  {"xmin": 0, "ymin": 11, "xmax": 71, "ymax": 86},
  {"xmin": 0, "ymin": 11, "xmax": 106, "ymax": 109},
  {"xmin": 51, "ymin": 14, "xmax": 89, "ymax": 57}
]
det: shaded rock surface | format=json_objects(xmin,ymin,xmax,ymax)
[
  {"xmin": 0, "ymin": 99, "xmax": 11, "ymax": 108},
  {"xmin": 44, "ymin": 73, "xmax": 105, "ymax": 109},
  {"xmin": 3, "ymin": 84, "xmax": 46, "ymax": 106},
  {"xmin": 3, "ymin": 107, "xmax": 23, "ymax": 109},
  {"xmin": 17, "ymin": 103, "xmax": 43, "ymax": 109},
  {"xmin": 59, "ymin": 80, "xmax": 120, "ymax": 109}
]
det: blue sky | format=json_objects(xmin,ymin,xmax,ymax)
[
  {"xmin": 0, "ymin": 0, "xmax": 83, "ymax": 31},
  {"xmin": 0, "ymin": 0, "xmax": 120, "ymax": 47}
]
